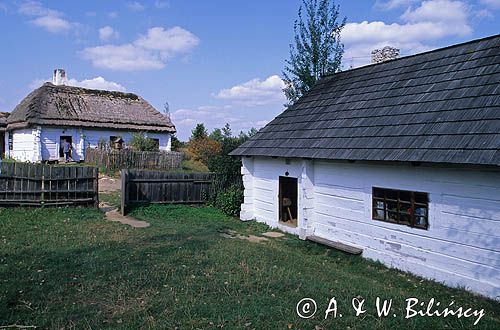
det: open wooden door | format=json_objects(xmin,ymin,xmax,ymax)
[{"xmin": 279, "ymin": 176, "xmax": 298, "ymax": 227}]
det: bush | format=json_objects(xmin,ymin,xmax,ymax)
[
  {"xmin": 214, "ymin": 185, "xmax": 244, "ymax": 217},
  {"xmin": 129, "ymin": 132, "xmax": 159, "ymax": 151},
  {"xmin": 188, "ymin": 137, "xmax": 221, "ymax": 164}
]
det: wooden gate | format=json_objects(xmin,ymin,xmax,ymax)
[
  {"xmin": 0, "ymin": 162, "xmax": 99, "ymax": 207},
  {"xmin": 121, "ymin": 170, "xmax": 215, "ymax": 215}
]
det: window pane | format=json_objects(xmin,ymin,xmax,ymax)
[
  {"xmin": 415, "ymin": 216, "xmax": 427, "ymax": 227},
  {"xmin": 374, "ymin": 209, "xmax": 385, "ymax": 220},
  {"xmin": 400, "ymin": 212, "xmax": 411, "ymax": 224},
  {"xmin": 387, "ymin": 201, "xmax": 398, "ymax": 213},
  {"xmin": 373, "ymin": 188, "xmax": 384, "ymax": 198},
  {"xmin": 387, "ymin": 211, "xmax": 398, "ymax": 222},
  {"xmin": 386, "ymin": 190, "xmax": 398, "ymax": 201},
  {"xmin": 399, "ymin": 190, "xmax": 411, "ymax": 202},
  {"xmin": 415, "ymin": 192, "xmax": 428, "ymax": 204},
  {"xmin": 415, "ymin": 207, "xmax": 427, "ymax": 217}
]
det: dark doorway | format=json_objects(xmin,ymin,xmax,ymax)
[
  {"xmin": 279, "ymin": 176, "xmax": 298, "ymax": 227},
  {"xmin": 59, "ymin": 136, "xmax": 73, "ymax": 158}
]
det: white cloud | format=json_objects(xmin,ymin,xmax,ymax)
[
  {"xmin": 30, "ymin": 76, "xmax": 126, "ymax": 92},
  {"xmin": 171, "ymin": 106, "xmax": 267, "ymax": 139},
  {"xmin": 401, "ymin": 0, "xmax": 469, "ymax": 24},
  {"xmin": 81, "ymin": 44, "xmax": 165, "ymax": 71},
  {"xmin": 342, "ymin": 0, "xmax": 473, "ymax": 68},
  {"xmin": 108, "ymin": 11, "xmax": 118, "ymax": 18},
  {"xmin": 154, "ymin": 1, "xmax": 170, "ymax": 9},
  {"xmin": 31, "ymin": 15, "xmax": 72, "ymax": 33},
  {"xmin": 68, "ymin": 77, "xmax": 126, "ymax": 92},
  {"xmin": 375, "ymin": 0, "xmax": 419, "ymax": 10},
  {"xmin": 81, "ymin": 26, "xmax": 199, "ymax": 71},
  {"xmin": 214, "ymin": 75, "xmax": 285, "ymax": 107},
  {"xmin": 127, "ymin": 2, "xmax": 145, "ymax": 11},
  {"xmin": 134, "ymin": 26, "xmax": 200, "ymax": 55},
  {"xmin": 18, "ymin": 1, "xmax": 75, "ymax": 33},
  {"xmin": 480, "ymin": 0, "xmax": 500, "ymax": 9},
  {"xmin": 99, "ymin": 26, "xmax": 119, "ymax": 41}
]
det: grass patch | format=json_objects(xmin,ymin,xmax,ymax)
[{"xmin": 1, "ymin": 205, "xmax": 499, "ymax": 329}]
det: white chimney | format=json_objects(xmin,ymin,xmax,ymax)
[
  {"xmin": 371, "ymin": 46, "xmax": 400, "ymax": 64},
  {"xmin": 52, "ymin": 69, "xmax": 67, "ymax": 85}
]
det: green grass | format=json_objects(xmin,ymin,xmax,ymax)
[{"xmin": 1, "ymin": 205, "xmax": 499, "ymax": 329}]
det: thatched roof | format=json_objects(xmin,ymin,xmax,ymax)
[
  {"xmin": 7, "ymin": 83, "xmax": 176, "ymax": 133},
  {"xmin": 0, "ymin": 112, "xmax": 9, "ymax": 132},
  {"xmin": 232, "ymin": 35, "xmax": 500, "ymax": 166}
]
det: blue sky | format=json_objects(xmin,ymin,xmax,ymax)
[{"xmin": 0, "ymin": 0, "xmax": 498, "ymax": 140}]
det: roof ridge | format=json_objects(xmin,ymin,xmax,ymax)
[
  {"xmin": 322, "ymin": 34, "xmax": 500, "ymax": 78},
  {"xmin": 42, "ymin": 82, "xmax": 141, "ymax": 100}
]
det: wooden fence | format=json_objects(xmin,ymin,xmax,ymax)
[
  {"xmin": 0, "ymin": 162, "xmax": 99, "ymax": 207},
  {"xmin": 121, "ymin": 170, "xmax": 215, "ymax": 215},
  {"xmin": 85, "ymin": 148, "xmax": 184, "ymax": 171}
]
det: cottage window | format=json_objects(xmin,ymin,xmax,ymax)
[{"xmin": 372, "ymin": 187, "xmax": 428, "ymax": 229}]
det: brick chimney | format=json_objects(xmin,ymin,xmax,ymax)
[
  {"xmin": 371, "ymin": 46, "xmax": 400, "ymax": 64},
  {"xmin": 52, "ymin": 69, "xmax": 67, "ymax": 85}
]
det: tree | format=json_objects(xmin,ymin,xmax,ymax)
[
  {"xmin": 163, "ymin": 101, "xmax": 170, "ymax": 119},
  {"xmin": 170, "ymin": 133, "xmax": 182, "ymax": 151},
  {"xmin": 129, "ymin": 132, "xmax": 159, "ymax": 151},
  {"xmin": 282, "ymin": 0, "xmax": 346, "ymax": 105},
  {"xmin": 190, "ymin": 123, "xmax": 208, "ymax": 141},
  {"xmin": 188, "ymin": 137, "xmax": 221, "ymax": 164},
  {"xmin": 209, "ymin": 128, "xmax": 223, "ymax": 142},
  {"xmin": 222, "ymin": 123, "xmax": 232, "ymax": 138}
]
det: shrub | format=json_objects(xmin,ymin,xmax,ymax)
[
  {"xmin": 188, "ymin": 137, "xmax": 221, "ymax": 164},
  {"xmin": 214, "ymin": 185, "xmax": 244, "ymax": 217},
  {"xmin": 129, "ymin": 132, "xmax": 159, "ymax": 151}
]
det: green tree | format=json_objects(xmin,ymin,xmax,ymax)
[
  {"xmin": 283, "ymin": 0, "xmax": 346, "ymax": 105},
  {"xmin": 170, "ymin": 133, "xmax": 182, "ymax": 151},
  {"xmin": 209, "ymin": 128, "xmax": 223, "ymax": 142},
  {"xmin": 129, "ymin": 132, "xmax": 159, "ymax": 151},
  {"xmin": 222, "ymin": 123, "xmax": 232, "ymax": 138},
  {"xmin": 190, "ymin": 123, "xmax": 208, "ymax": 141}
]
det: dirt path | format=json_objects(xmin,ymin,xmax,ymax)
[
  {"xmin": 99, "ymin": 202, "xmax": 150, "ymax": 228},
  {"xmin": 99, "ymin": 175, "xmax": 121, "ymax": 192}
]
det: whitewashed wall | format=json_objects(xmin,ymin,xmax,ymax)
[
  {"xmin": 83, "ymin": 128, "xmax": 171, "ymax": 153},
  {"xmin": 240, "ymin": 156, "xmax": 500, "ymax": 300},
  {"xmin": 9, "ymin": 126, "xmax": 172, "ymax": 162},
  {"xmin": 9, "ymin": 128, "xmax": 38, "ymax": 162}
]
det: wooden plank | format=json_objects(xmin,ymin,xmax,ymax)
[{"xmin": 307, "ymin": 235, "xmax": 363, "ymax": 255}]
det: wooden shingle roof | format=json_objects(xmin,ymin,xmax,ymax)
[
  {"xmin": 7, "ymin": 83, "xmax": 176, "ymax": 133},
  {"xmin": 231, "ymin": 35, "xmax": 500, "ymax": 166}
]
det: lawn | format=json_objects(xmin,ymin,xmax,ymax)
[{"xmin": 1, "ymin": 201, "xmax": 499, "ymax": 329}]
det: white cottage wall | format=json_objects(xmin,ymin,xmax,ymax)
[
  {"xmin": 241, "ymin": 157, "xmax": 500, "ymax": 299},
  {"xmin": 241, "ymin": 157, "xmax": 311, "ymax": 236},
  {"xmin": 83, "ymin": 129, "xmax": 171, "ymax": 152},
  {"xmin": 10, "ymin": 128, "xmax": 36, "ymax": 162},
  {"xmin": 9, "ymin": 127, "xmax": 172, "ymax": 162}
]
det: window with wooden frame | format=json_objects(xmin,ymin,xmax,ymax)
[{"xmin": 372, "ymin": 187, "xmax": 429, "ymax": 229}]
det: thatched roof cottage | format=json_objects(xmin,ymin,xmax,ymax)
[{"xmin": 3, "ymin": 69, "xmax": 175, "ymax": 162}]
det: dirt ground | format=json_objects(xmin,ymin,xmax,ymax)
[{"xmin": 99, "ymin": 175, "xmax": 121, "ymax": 192}]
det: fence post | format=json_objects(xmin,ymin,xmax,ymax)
[
  {"xmin": 94, "ymin": 167, "xmax": 99, "ymax": 208},
  {"xmin": 121, "ymin": 169, "xmax": 128, "ymax": 215}
]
